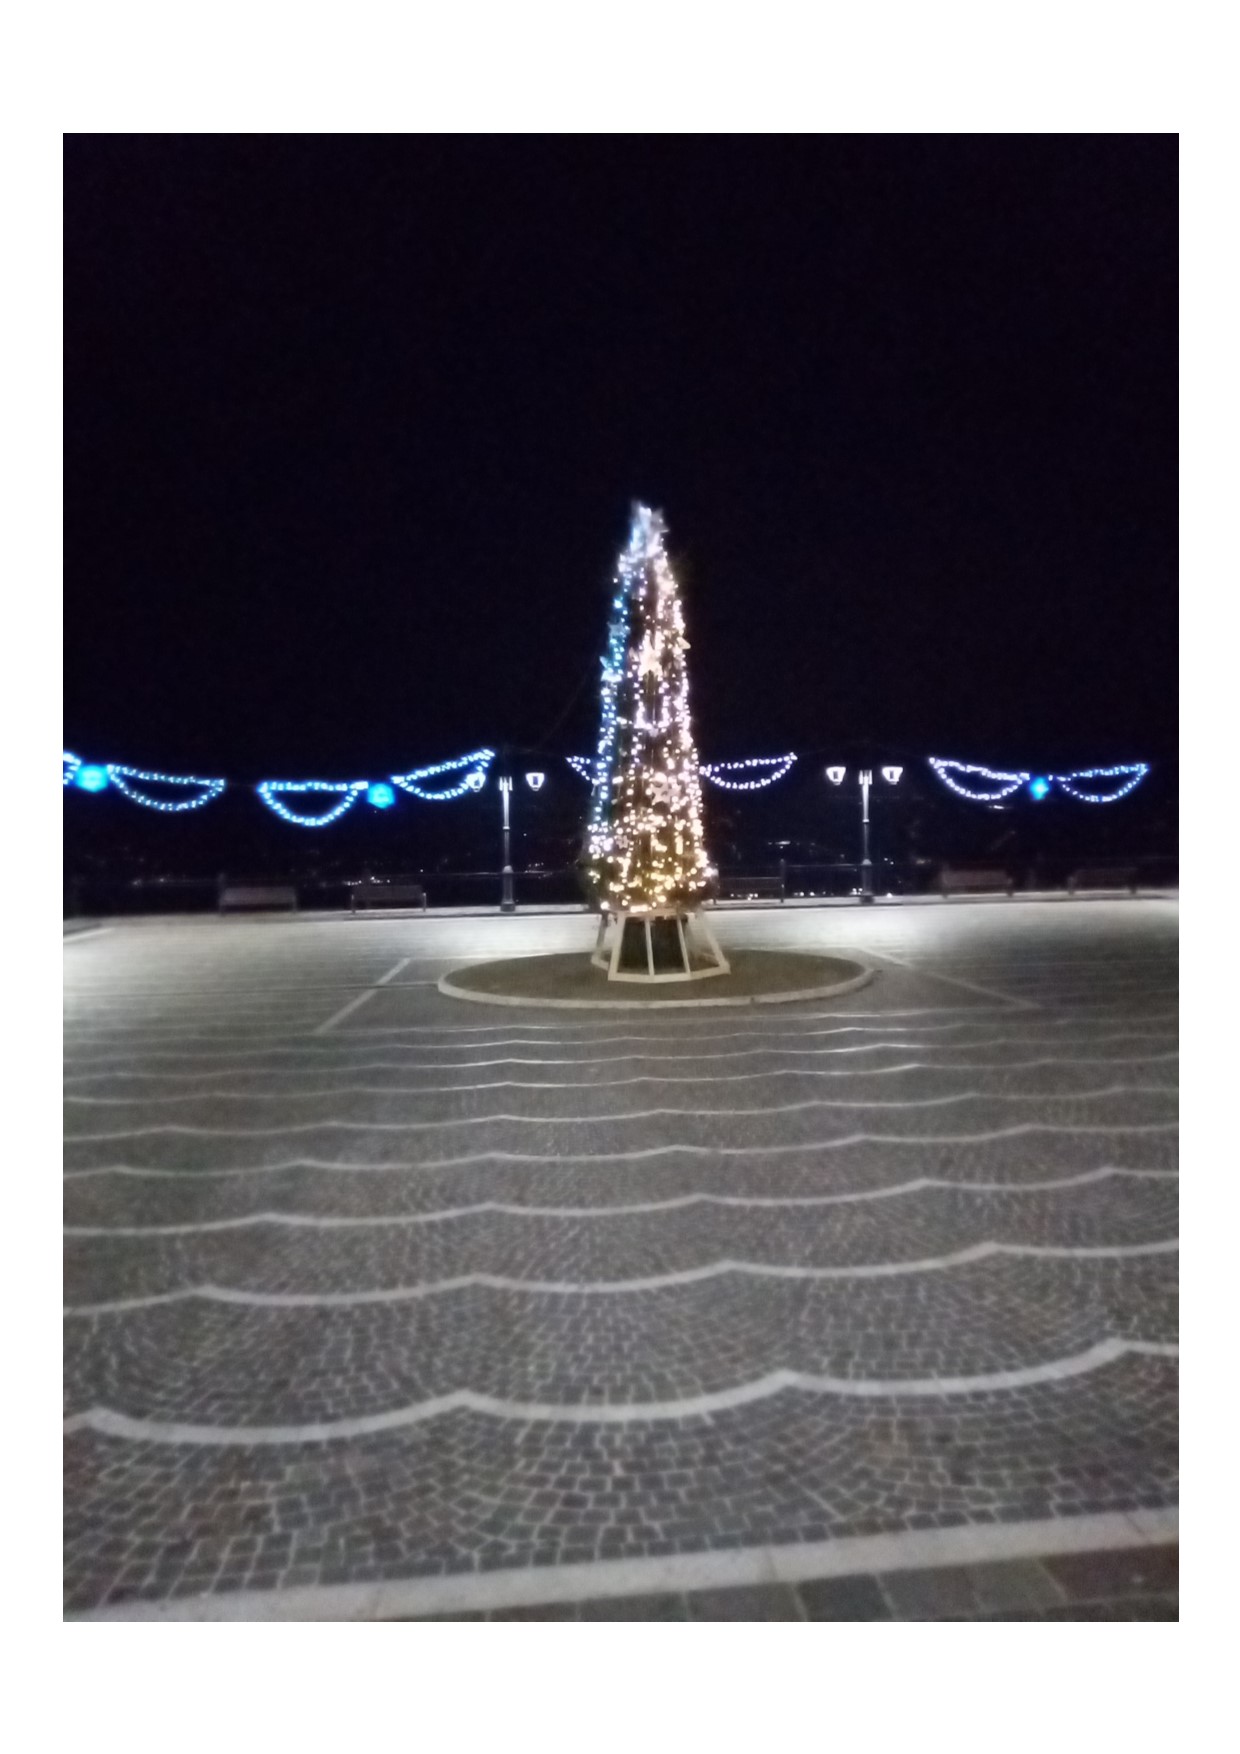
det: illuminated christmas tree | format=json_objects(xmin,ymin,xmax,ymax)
[{"xmin": 585, "ymin": 504, "xmax": 727, "ymax": 979}]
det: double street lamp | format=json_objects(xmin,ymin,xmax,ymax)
[{"xmin": 826, "ymin": 764, "xmax": 902, "ymax": 903}]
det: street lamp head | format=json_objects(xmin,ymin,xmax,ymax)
[
  {"xmin": 524, "ymin": 771, "xmax": 545, "ymax": 791},
  {"xmin": 825, "ymin": 765, "xmax": 846, "ymax": 786},
  {"xmin": 881, "ymin": 766, "xmax": 903, "ymax": 785}
]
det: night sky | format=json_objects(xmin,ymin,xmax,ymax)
[{"xmin": 64, "ymin": 136, "xmax": 1177, "ymax": 784}]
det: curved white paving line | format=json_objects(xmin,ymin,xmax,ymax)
[
  {"xmin": 59, "ymin": 1035, "xmax": 1182, "ymax": 1083},
  {"xmin": 62, "ymin": 1166, "xmax": 1179, "ymax": 1232},
  {"xmin": 60, "ymin": 999, "xmax": 1180, "ymax": 1046},
  {"xmin": 62, "ymin": 1339, "xmax": 1181, "ymax": 1443},
  {"xmin": 61, "ymin": 1054, "xmax": 1182, "ymax": 1104},
  {"xmin": 61, "ymin": 1122, "xmax": 1181, "ymax": 1180},
  {"xmin": 62, "ymin": 1085, "xmax": 1179, "ymax": 1144},
  {"xmin": 62, "ymin": 1238, "xmax": 1180, "ymax": 1315},
  {"xmin": 60, "ymin": 1021, "xmax": 1181, "ymax": 1067}
]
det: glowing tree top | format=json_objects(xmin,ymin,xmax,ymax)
[{"xmin": 585, "ymin": 503, "xmax": 715, "ymax": 912}]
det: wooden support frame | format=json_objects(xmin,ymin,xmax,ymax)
[{"xmin": 590, "ymin": 907, "xmax": 731, "ymax": 983}]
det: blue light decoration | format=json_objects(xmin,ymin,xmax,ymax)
[
  {"xmin": 391, "ymin": 748, "xmax": 495, "ymax": 801},
  {"xmin": 257, "ymin": 780, "xmax": 368, "ymax": 827},
  {"xmin": 1054, "ymin": 763, "xmax": 1150, "ymax": 803},
  {"xmin": 584, "ymin": 547, "xmax": 636, "ymax": 843},
  {"xmin": 702, "ymin": 754, "xmax": 797, "ymax": 791},
  {"xmin": 106, "ymin": 765, "xmax": 227, "ymax": 812},
  {"xmin": 567, "ymin": 755, "xmax": 596, "ymax": 783},
  {"xmin": 63, "ymin": 751, "xmax": 81, "ymax": 787},
  {"xmin": 75, "ymin": 764, "xmax": 111, "ymax": 793},
  {"xmin": 931, "ymin": 757, "xmax": 1150, "ymax": 805},
  {"xmin": 366, "ymin": 782, "xmax": 396, "ymax": 810}
]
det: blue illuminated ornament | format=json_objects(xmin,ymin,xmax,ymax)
[
  {"xmin": 257, "ymin": 780, "xmax": 368, "ymax": 827},
  {"xmin": 366, "ymin": 782, "xmax": 396, "ymax": 809},
  {"xmin": 391, "ymin": 749, "xmax": 495, "ymax": 801},
  {"xmin": 567, "ymin": 755, "xmax": 596, "ymax": 783},
  {"xmin": 1028, "ymin": 776, "xmax": 1052, "ymax": 801},
  {"xmin": 63, "ymin": 751, "xmax": 81, "ymax": 787},
  {"xmin": 703, "ymin": 754, "xmax": 797, "ymax": 791},
  {"xmin": 107, "ymin": 765, "xmax": 226, "ymax": 812},
  {"xmin": 75, "ymin": 764, "xmax": 110, "ymax": 793}
]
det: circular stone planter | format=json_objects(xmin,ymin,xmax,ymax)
[{"xmin": 437, "ymin": 948, "xmax": 874, "ymax": 1009}]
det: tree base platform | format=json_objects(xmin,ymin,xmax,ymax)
[{"xmin": 437, "ymin": 948, "xmax": 874, "ymax": 1009}]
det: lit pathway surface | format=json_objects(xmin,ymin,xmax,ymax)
[{"xmin": 63, "ymin": 899, "xmax": 1178, "ymax": 1618}]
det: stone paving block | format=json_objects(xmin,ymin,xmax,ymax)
[
  {"xmin": 797, "ymin": 1575, "xmax": 892, "ymax": 1621},
  {"xmin": 880, "ymin": 1564, "xmax": 980, "ymax": 1619},
  {"xmin": 963, "ymin": 1558, "xmax": 1064, "ymax": 1613},
  {"xmin": 1041, "ymin": 1542, "xmax": 1178, "ymax": 1601},
  {"xmin": 577, "ymin": 1593, "xmax": 688, "ymax": 1620},
  {"xmin": 685, "ymin": 1585, "xmax": 803, "ymax": 1621}
]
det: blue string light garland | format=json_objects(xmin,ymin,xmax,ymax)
[
  {"xmin": 106, "ymin": 765, "xmax": 227, "ymax": 812},
  {"xmin": 930, "ymin": 757, "xmax": 1150, "ymax": 804},
  {"xmin": 61, "ymin": 745, "xmax": 1153, "ymax": 822},
  {"xmin": 256, "ymin": 780, "xmax": 369, "ymax": 827},
  {"xmin": 391, "ymin": 748, "xmax": 495, "ymax": 800}
]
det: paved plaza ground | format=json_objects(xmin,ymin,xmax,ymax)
[{"xmin": 63, "ymin": 897, "xmax": 1178, "ymax": 1619}]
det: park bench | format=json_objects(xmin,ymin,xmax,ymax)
[
  {"xmin": 709, "ymin": 873, "xmax": 785, "ymax": 904},
  {"xmin": 218, "ymin": 883, "xmax": 299, "ymax": 913},
  {"xmin": 1067, "ymin": 865, "xmax": 1138, "ymax": 895},
  {"xmin": 349, "ymin": 881, "xmax": 428, "ymax": 914},
  {"xmin": 938, "ymin": 866, "xmax": 1015, "ymax": 898}
]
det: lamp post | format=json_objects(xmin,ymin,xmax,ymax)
[
  {"xmin": 827, "ymin": 764, "xmax": 902, "ymax": 904},
  {"xmin": 499, "ymin": 776, "xmax": 515, "ymax": 913},
  {"xmin": 858, "ymin": 769, "xmax": 874, "ymax": 903}
]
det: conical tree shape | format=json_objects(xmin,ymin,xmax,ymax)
[{"xmin": 585, "ymin": 503, "xmax": 715, "ymax": 911}]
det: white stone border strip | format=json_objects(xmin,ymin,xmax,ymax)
[
  {"xmin": 62, "ymin": 1085, "xmax": 1179, "ymax": 1143},
  {"xmin": 67, "ymin": 1506, "xmax": 1179, "ymax": 1621},
  {"xmin": 436, "ymin": 960, "xmax": 876, "ymax": 1010},
  {"xmin": 62, "ymin": 1338, "xmax": 1179, "ymax": 1444},
  {"xmin": 61, "ymin": 1239, "xmax": 1179, "ymax": 1313},
  {"xmin": 61, "ymin": 1120, "xmax": 1182, "ymax": 1180},
  {"xmin": 61, "ymin": 1166, "xmax": 1178, "ymax": 1232}
]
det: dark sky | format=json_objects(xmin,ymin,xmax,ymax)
[{"xmin": 64, "ymin": 135, "xmax": 1177, "ymax": 782}]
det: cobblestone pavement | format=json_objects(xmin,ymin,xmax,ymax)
[{"xmin": 64, "ymin": 900, "xmax": 1178, "ymax": 1618}]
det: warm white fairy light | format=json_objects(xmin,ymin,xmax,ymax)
[{"xmin": 586, "ymin": 504, "xmax": 715, "ymax": 910}]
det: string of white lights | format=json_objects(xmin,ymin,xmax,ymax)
[
  {"xmin": 928, "ymin": 758, "xmax": 1030, "ymax": 801},
  {"xmin": 63, "ymin": 751, "xmax": 81, "ymax": 787},
  {"xmin": 1054, "ymin": 764, "xmax": 1150, "ymax": 803},
  {"xmin": 702, "ymin": 754, "xmax": 797, "ymax": 791}
]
